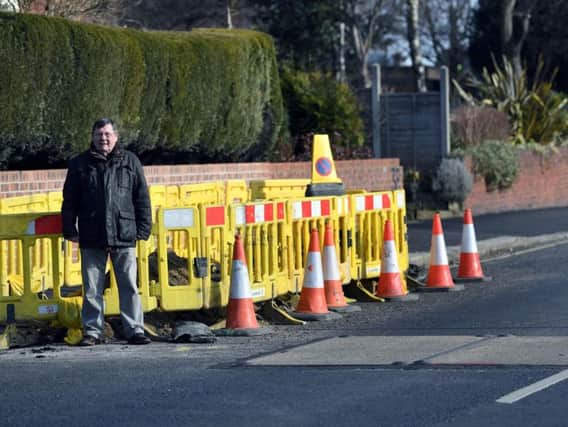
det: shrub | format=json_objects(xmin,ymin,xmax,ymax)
[
  {"xmin": 451, "ymin": 106, "xmax": 511, "ymax": 149},
  {"xmin": 279, "ymin": 66, "xmax": 365, "ymax": 152},
  {"xmin": 0, "ymin": 12, "xmax": 285, "ymax": 168},
  {"xmin": 453, "ymin": 56, "xmax": 567, "ymax": 145},
  {"xmin": 431, "ymin": 157, "xmax": 473, "ymax": 204},
  {"xmin": 470, "ymin": 140, "xmax": 519, "ymax": 191}
]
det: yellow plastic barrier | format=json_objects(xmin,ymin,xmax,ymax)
[
  {"xmin": 0, "ymin": 213, "xmax": 65, "ymax": 323},
  {"xmin": 228, "ymin": 200, "xmax": 290, "ymax": 302},
  {"xmin": 249, "ymin": 179, "xmax": 311, "ymax": 201},
  {"xmin": 179, "ymin": 182, "xmax": 224, "ymax": 207},
  {"xmin": 225, "ymin": 180, "xmax": 249, "ymax": 204},
  {"xmin": 0, "ymin": 193, "xmax": 49, "ymax": 214},
  {"xmin": 152, "ymin": 206, "xmax": 204, "ymax": 311},
  {"xmin": 199, "ymin": 204, "xmax": 230, "ymax": 309},
  {"xmin": 47, "ymin": 191, "xmax": 63, "ymax": 211},
  {"xmin": 286, "ymin": 196, "xmax": 340, "ymax": 293},
  {"xmin": 349, "ymin": 191, "xmax": 394, "ymax": 281},
  {"xmin": 0, "ymin": 180, "xmax": 410, "ymax": 321}
]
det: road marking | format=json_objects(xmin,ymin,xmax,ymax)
[{"xmin": 496, "ymin": 369, "xmax": 568, "ymax": 404}]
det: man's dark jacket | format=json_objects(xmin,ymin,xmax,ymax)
[{"xmin": 61, "ymin": 145, "xmax": 152, "ymax": 248}]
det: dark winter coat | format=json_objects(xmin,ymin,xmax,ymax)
[{"xmin": 61, "ymin": 144, "xmax": 152, "ymax": 248}]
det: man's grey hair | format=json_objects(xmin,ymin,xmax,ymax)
[{"xmin": 92, "ymin": 118, "xmax": 118, "ymax": 135}]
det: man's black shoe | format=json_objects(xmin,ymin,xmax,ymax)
[
  {"xmin": 79, "ymin": 335, "xmax": 101, "ymax": 346},
  {"xmin": 127, "ymin": 333, "xmax": 151, "ymax": 345}
]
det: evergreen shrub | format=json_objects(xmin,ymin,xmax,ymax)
[
  {"xmin": 277, "ymin": 66, "xmax": 365, "ymax": 160},
  {"xmin": 0, "ymin": 12, "xmax": 284, "ymax": 168},
  {"xmin": 470, "ymin": 140, "xmax": 519, "ymax": 191}
]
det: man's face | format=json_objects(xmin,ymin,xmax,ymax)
[{"xmin": 92, "ymin": 124, "xmax": 118, "ymax": 156}]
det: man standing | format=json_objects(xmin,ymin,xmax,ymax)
[{"xmin": 62, "ymin": 118, "xmax": 152, "ymax": 346}]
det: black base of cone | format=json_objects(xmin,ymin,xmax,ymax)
[
  {"xmin": 292, "ymin": 311, "xmax": 343, "ymax": 321},
  {"xmin": 328, "ymin": 304, "xmax": 362, "ymax": 313},
  {"xmin": 305, "ymin": 182, "xmax": 345, "ymax": 197},
  {"xmin": 214, "ymin": 327, "xmax": 272, "ymax": 337},
  {"xmin": 379, "ymin": 293, "xmax": 420, "ymax": 302},
  {"xmin": 454, "ymin": 275, "xmax": 493, "ymax": 283},
  {"xmin": 417, "ymin": 284, "xmax": 465, "ymax": 292}
]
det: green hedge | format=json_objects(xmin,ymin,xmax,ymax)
[{"xmin": 0, "ymin": 12, "xmax": 284, "ymax": 167}]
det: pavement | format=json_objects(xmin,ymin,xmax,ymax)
[{"xmin": 407, "ymin": 206, "xmax": 568, "ymax": 267}]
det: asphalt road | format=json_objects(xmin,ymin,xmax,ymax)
[{"xmin": 2, "ymin": 241, "xmax": 568, "ymax": 426}]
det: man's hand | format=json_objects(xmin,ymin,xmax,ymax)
[{"xmin": 68, "ymin": 236, "xmax": 79, "ymax": 243}]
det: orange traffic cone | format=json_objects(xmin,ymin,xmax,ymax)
[
  {"xmin": 294, "ymin": 229, "xmax": 342, "ymax": 321},
  {"xmin": 322, "ymin": 222, "xmax": 360, "ymax": 312},
  {"xmin": 376, "ymin": 219, "xmax": 419, "ymax": 301},
  {"xmin": 423, "ymin": 213, "xmax": 464, "ymax": 292},
  {"xmin": 216, "ymin": 234, "xmax": 271, "ymax": 336},
  {"xmin": 456, "ymin": 209, "xmax": 491, "ymax": 282}
]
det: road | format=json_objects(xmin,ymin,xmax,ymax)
[{"xmin": 1, "ymin": 242, "xmax": 568, "ymax": 426}]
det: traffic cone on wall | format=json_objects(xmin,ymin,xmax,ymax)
[
  {"xmin": 294, "ymin": 229, "xmax": 342, "ymax": 321},
  {"xmin": 376, "ymin": 219, "xmax": 419, "ymax": 301},
  {"xmin": 423, "ymin": 213, "xmax": 464, "ymax": 292},
  {"xmin": 216, "ymin": 234, "xmax": 271, "ymax": 336},
  {"xmin": 322, "ymin": 222, "xmax": 361, "ymax": 312},
  {"xmin": 456, "ymin": 209, "xmax": 492, "ymax": 282},
  {"xmin": 305, "ymin": 134, "xmax": 345, "ymax": 197}
]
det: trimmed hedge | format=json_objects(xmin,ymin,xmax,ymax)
[{"xmin": 0, "ymin": 12, "xmax": 284, "ymax": 167}]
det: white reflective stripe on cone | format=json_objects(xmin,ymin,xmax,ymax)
[
  {"xmin": 461, "ymin": 223, "xmax": 478, "ymax": 253},
  {"xmin": 381, "ymin": 240, "xmax": 400, "ymax": 273},
  {"xmin": 303, "ymin": 252, "xmax": 324, "ymax": 288},
  {"xmin": 323, "ymin": 246, "xmax": 341, "ymax": 280},
  {"xmin": 230, "ymin": 260, "xmax": 252, "ymax": 298},
  {"xmin": 430, "ymin": 234, "xmax": 449, "ymax": 266}
]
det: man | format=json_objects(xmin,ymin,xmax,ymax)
[{"xmin": 62, "ymin": 118, "xmax": 152, "ymax": 346}]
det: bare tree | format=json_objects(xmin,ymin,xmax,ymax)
[
  {"xmin": 420, "ymin": 0, "xmax": 474, "ymax": 77},
  {"xmin": 0, "ymin": 0, "xmax": 19, "ymax": 11},
  {"xmin": 343, "ymin": 0, "xmax": 400, "ymax": 88},
  {"xmin": 501, "ymin": 0, "xmax": 535, "ymax": 76},
  {"xmin": 405, "ymin": 0, "xmax": 426, "ymax": 91}
]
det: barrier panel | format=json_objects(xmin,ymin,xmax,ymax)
[
  {"xmin": 0, "ymin": 213, "xmax": 64, "ymax": 322},
  {"xmin": 199, "ymin": 204, "xmax": 230, "ymax": 309},
  {"xmin": 225, "ymin": 180, "xmax": 249, "ymax": 204},
  {"xmin": 287, "ymin": 197, "xmax": 339, "ymax": 293},
  {"xmin": 249, "ymin": 179, "xmax": 311, "ymax": 201},
  {"xmin": 228, "ymin": 200, "xmax": 289, "ymax": 303},
  {"xmin": 179, "ymin": 182, "xmax": 224, "ymax": 207},
  {"xmin": 349, "ymin": 191, "xmax": 393, "ymax": 281},
  {"xmin": 152, "ymin": 206, "xmax": 204, "ymax": 311}
]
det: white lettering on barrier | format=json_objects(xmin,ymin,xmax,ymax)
[
  {"xmin": 38, "ymin": 304, "xmax": 59, "ymax": 315},
  {"xmin": 365, "ymin": 264, "xmax": 381, "ymax": 275},
  {"xmin": 251, "ymin": 288, "xmax": 266, "ymax": 298}
]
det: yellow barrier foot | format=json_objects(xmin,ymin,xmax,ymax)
[
  {"xmin": 348, "ymin": 280, "xmax": 385, "ymax": 303},
  {"xmin": 0, "ymin": 324, "xmax": 16, "ymax": 350},
  {"xmin": 260, "ymin": 301, "xmax": 306, "ymax": 326}
]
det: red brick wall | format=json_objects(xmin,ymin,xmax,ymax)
[
  {"xmin": 2, "ymin": 148, "xmax": 566, "ymax": 215},
  {"xmin": 0, "ymin": 158, "xmax": 402, "ymax": 198},
  {"xmin": 464, "ymin": 146, "xmax": 568, "ymax": 214}
]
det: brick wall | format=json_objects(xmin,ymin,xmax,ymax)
[
  {"xmin": 464, "ymin": 146, "xmax": 568, "ymax": 214},
  {"xmin": 2, "ymin": 148, "xmax": 567, "ymax": 215},
  {"xmin": 0, "ymin": 158, "xmax": 402, "ymax": 198}
]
